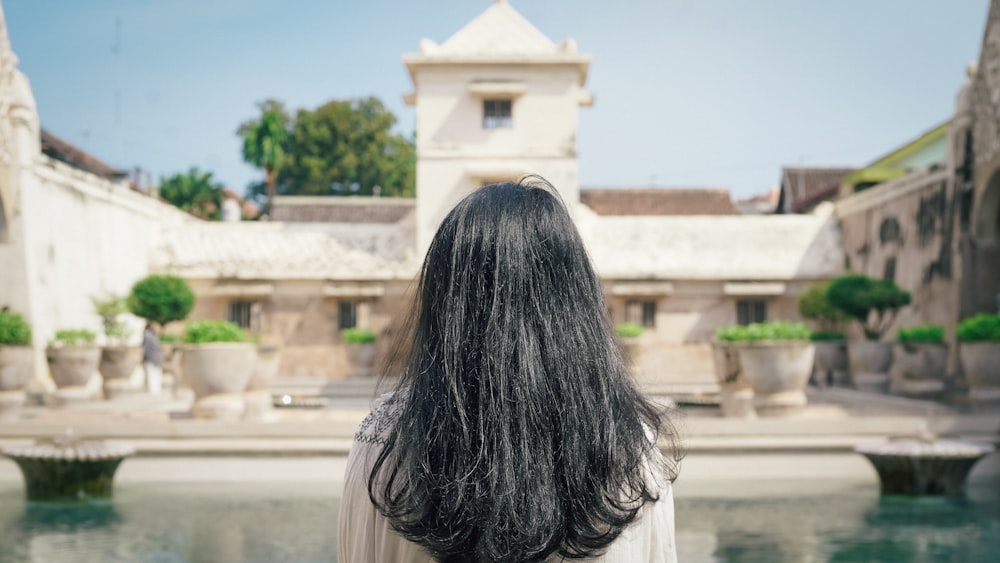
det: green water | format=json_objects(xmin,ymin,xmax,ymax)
[{"xmin": 0, "ymin": 480, "xmax": 997, "ymax": 562}]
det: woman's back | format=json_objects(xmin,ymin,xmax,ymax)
[{"xmin": 338, "ymin": 180, "xmax": 681, "ymax": 562}]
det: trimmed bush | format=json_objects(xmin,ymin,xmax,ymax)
[
  {"xmin": 342, "ymin": 327, "xmax": 377, "ymax": 344},
  {"xmin": 897, "ymin": 325, "xmax": 945, "ymax": 343},
  {"xmin": 53, "ymin": 328, "xmax": 97, "ymax": 345},
  {"xmin": 956, "ymin": 313, "xmax": 1000, "ymax": 342},
  {"xmin": 128, "ymin": 275, "xmax": 195, "ymax": 329},
  {"xmin": 798, "ymin": 282, "xmax": 849, "ymax": 331},
  {"xmin": 614, "ymin": 323, "xmax": 645, "ymax": 338},
  {"xmin": 182, "ymin": 320, "xmax": 246, "ymax": 344},
  {"xmin": 0, "ymin": 311, "xmax": 32, "ymax": 345},
  {"xmin": 158, "ymin": 333, "xmax": 181, "ymax": 344},
  {"xmin": 91, "ymin": 293, "xmax": 132, "ymax": 343},
  {"xmin": 827, "ymin": 274, "xmax": 911, "ymax": 340},
  {"xmin": 810, "ymin": 331, "xmax": 847, "ymax": 342},
  {"xmin": 717, "ymin": 321, "xmax": 812, "ymax": 342}
]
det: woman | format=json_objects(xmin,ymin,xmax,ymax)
[{"xmin": 339, "ymin": 178, "xmax": 682, "ymax": 562}]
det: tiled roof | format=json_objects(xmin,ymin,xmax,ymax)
[
  {"xmin": 580, "ymin": 203, "xmax": 844, "ymax": 281},
  {"xmin": 779, "ymin": 167, "xmax": 855, "ymax": 213},
  {"xmin": 438, "ymin": 1, "xmax": 558, "ymax": 56},
  {"xmin": 580, "ymin": 188, "xmax": 738, "ymax": 216},
  {"xmin": 151, "ymin": 222, "xmax": 418, "ymax": 281},
  {"xmin": 270, "ymin": 196, "xmax": 414, "ymax": 224},
  {"xmin": 40, "ymin": 128, "xmax": 125, "ymax": 181}
]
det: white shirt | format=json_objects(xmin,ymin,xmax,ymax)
[{"xmin": 338, "ymin": 398, "xmax": 677, "ymax": 563}]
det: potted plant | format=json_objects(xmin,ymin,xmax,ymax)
[
  {"xmin": 956, "ymin": 313, "xmax": 1000, "ymax": 409},
  {"xmin": 342, "ymin": 327, "xmax": 377, "ymax": 378},
  {"xmin": 46, "ymin": 328, "xmax": 101, "ymax": 394},
  {"xmin": 245, "ymin": 335, "xmax": 282, "ymax": 420},
  {"xmin": 615, "ymin": 323, "xmax": 644, "ymax": 377},
  {"xmin": 92, "ymin": 293, "xmax": 143, "ymax": 398},
  {"xmin": 827, "ymin": 274, "xmax": 911, "ymax": 393},
  {"xmin": 0, "ymin": 310, "xmax": 34, "ymax": 414},
  {"xmin": 797, "ymin": 282, "xmax": 850, "ymax": 388},
  {"xmin": 180, "ymin": 320, "xmax": 257, "ymax": 420},
  {"xmin": 711, "ymin": 328, "xmax": 753, "ymax": 418},
  {"xmin": 127, "ymin": 274, "xmax": 195, "ymax": 332},
  {"xmin": 892, "ymin": 325, "xmax": 947, "ymax": 398},
  {"xmin": 716, "ymin": 321, "xmax": 814, "ymax": 415}
]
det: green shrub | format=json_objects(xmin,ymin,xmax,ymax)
[
  {"xmin": 54, "ymin": 328, "xmax": 97, "ymax": 345},
  {"xmin": 827, "ymin": 274, "xmax": 911, "ymax": 340},
  {"xmin": 716, "ymin": 321, "xmax": 812, "ymax": 342},
  {"xmin": 810, "ymin": 331, "xmax": 847, "ymax": 342},
  {"xmin": 128, "ymin": 275, "xmax": 195, "ymax": 329},
  {"xmin": 158, "ymin": 333, "xmax": 181, "ymax": 344},
  {"xmin": 182, "ymin": 320, "xmax": 246, "ymax": 344},
  {"xmin": 92, "ymin": 293, "xmax": 132, "ymax": 342},
  {"xmin": 614, "ymin": 323, "xmax": 645, "ymax": 338},
  {"xmin": 956, "ymin": 313, "xmax": 1000, "ymax": 342},
  {"xmin": 897, "ymin": 325, "xmax": 945, "ymax": 343},
  {"xmin": 0, "ymin": 311, "xmax": 32, "ymax": 345},
  {"xmin": 798, "ymin": 282, "xmax": 849, "ymax": 331},
  {"xmin": 342, "ymin": 327, "xmax": 377, "ymax": 344}
]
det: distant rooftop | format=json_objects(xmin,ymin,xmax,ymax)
[
  {"xmin": 778, "ymin": 167, "xmax": 856, "ymax": 214},
  {"xmin": 580, "ymin": 188, "xmax": 738, "ymax": 216},
  {"xmin": 270, "ymin": 195, "xmax": 415, "ymax": 224},
  {"xmin": 40, "ymin": 128, "xmax": 126, "ymax": 181}
]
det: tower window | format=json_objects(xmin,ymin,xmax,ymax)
[{"xmin": 483, "ymin": 99, "xmax": 512, "ymax": 129}]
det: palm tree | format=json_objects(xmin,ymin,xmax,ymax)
[
  {"xmin": 238, "ymin": 99, "xmax": 289, "ymax": 213},
  {"xmin": 159, "ymin": 167, "xmax": 223, "ymax": 220}
]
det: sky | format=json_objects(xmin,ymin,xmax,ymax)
[{"xmin": 3, "ymin": 0, "xmax": 992, "ymax": 199}]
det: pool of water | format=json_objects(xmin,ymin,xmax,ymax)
[{"xmin": 0, "ymin": 479, "xmax": 997, "ymax": 562}]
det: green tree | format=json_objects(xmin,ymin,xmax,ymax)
[
  {"xmin": 239, "ymin": 97, "xmax": 415, "ymax": 201},
  {"xmin": 159, "ymin": 167, "xmax": 224, "ymax": 220},
  {"xmin": 128, "ymin": 275, "xmax": 195, "ymax": 330},
  {"xmin": 237, "ymin": 99, "xmax": 290, "ymax": 211}
]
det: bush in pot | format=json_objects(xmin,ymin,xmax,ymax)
[
  {"xmin": 827, "ymin": 274, "xmax": 911, "ymax": 393},
  {"xmin": 798, "ymin": 282, "xmax": 850, "ymax": 388},
  {"xmin": 0, "ymin": 310, "xmax": 35, "ymax": 413},
  {"xmin": 956, "ymin": 313, "xmax": 1000, "ymax": 408},
  {"xmin": 614, "ymin": 323, "xmax": 644, "ymax": 377},
  {"xmin": 181, "ymin": 320, "xmax": 257, "ymax": 419},
  {"xmin": 46, "ymin": 328, "xmax": 101, "ymax": 390},
  {"xmin": 892, "ymin": 325, "xmax": 947, "ymax": 397},
  {"xmin": 342, "ymin": 327, "xmax": 377, "ymax": 378},
  {"xmin": 92, "ymin": 293, "xmax": 143, "ymax": 397},
  {"xmin": 127, "ymin": 275, "xmax": 195, "ymax": 331},
  {"xmin": 716, "ymin": 321, "xmax": 814, "ymax": 415}
]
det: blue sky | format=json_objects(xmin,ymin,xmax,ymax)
[{"xmin": 4, "ymin": 0, "xmax": 991, "ymax": 199}]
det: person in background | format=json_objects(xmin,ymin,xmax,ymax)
[
  {"xmin": 142, "ymin": 323, "xmax": 162, "ymax": 395},
  {"xmin": 339, "ymin": 178, "xmax": 682, "ymax": 562}
]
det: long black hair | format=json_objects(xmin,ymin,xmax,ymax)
[{"xmin": 369, "ymin": 178, "xmax": 681, "ymax": 562}]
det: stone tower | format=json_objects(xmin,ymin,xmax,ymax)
[{"xmin": 403, "ymin": 0, "xmax": 592, "ymax": 253}]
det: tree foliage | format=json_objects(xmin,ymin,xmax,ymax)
[
  {"xmin": 827, "ymin": 274, "xmax": 911, "ymax": 340},
  {"xmin": 237, "ymin": 99, "xmax": 289, "ymax": 211},
  {"xmin": 159, "ymin": 167, "xmax": 224, "ymax": 220},
  {"xmin": 128, "ymin": 275, "xmax": 195, "ymax": 329},
  {"xmin": 797, "ymin": 282, "xmax": 850, "ymax": 332},
  {"xmin": 91, "ymin": 293, "xmax": 132, "ymax": 343},
  {"xmin": 239, "ymin": 96, "xmax": 415, "ymax": 203}
]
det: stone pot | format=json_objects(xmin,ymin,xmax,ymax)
[
  {"xmin": 848, "ymin": 340, "xmax": 893, "ymax": 393},
  {"xmin": 735, "ymin": 341, "xmax": 815, "ymax": 416},
  {"xmin": 0, "ymin": 345, "xmax": 35, "ymax": 416},
  {"xmin": 812, "ymin": 340, "xmax": 848, "ymax": 388},
  {"xmin": 181, "ymin": 343, "xmax": 257, "ymax": 399},
  {"xmin": 46, "ymin": 345, "xmax": 101, "ymax": 388},
  {"xmin": 891, "ymin": 342, "xmax": 948, "ymax": 398},
  {"xmin": 711, "ymin": 343, "xmax": 755, "ymax": 418},
  {"xmin": 247, "ymin": 345, "xmax": 281, "ymax": 391},
  {"xmin": 98, "ymin": 345, "xmax": 142, "ymax": 380},
  {"xmin": 619, "ymin": 337, "xmax": 643, "ymax": 377},
  {"xmin": 346, "ymin": 343, "xmax": 377, "ymax": 378},
  {"xmin": 959, "ymin": 342, "xmax": 1000, "ymax": 408}
]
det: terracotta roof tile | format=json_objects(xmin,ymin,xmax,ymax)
[
  {"xmin": 40, "ymin": 128, "xmax": 125, "ymax": 181},
  {"xmin": 271, "ymin": 196, "xmax": 415, "ymax": 224},
  {"xmin": 779, "ymin": 167, "xmax": 856, "ymax": 213},
  {"xmin": 580, "ymin": 188, "xmax": 738, "ymax": 216}
]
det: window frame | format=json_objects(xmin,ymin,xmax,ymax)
[
  {"xmin": 482, "ymin": 99, "xmax": 513, "ymax": 129},
  {"xmin": 736, "ymin": 299, "xmax": 767, "ymax": 326}
]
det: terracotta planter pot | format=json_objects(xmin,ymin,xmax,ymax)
[
  {"xmin": 180, "ymin": 343, "xmax": 257, "ymax": 399},
  {"xmin": 46, "ymin": 345, "xmax": 101, "ymax": 388},
  {"xmin": 959, "ymin": 342, "xmax": 1000, "ymax": 407},
  {"xmin": 812, "ymin": 340, "xmax": 848, "ymax": 388},
  {"xmin": 346, "ymin": 343, "xmax": 377, "ymax": 378},
  {"xmin": 848, "ymin": 340, "xmax": 893, "ymax": 393},
  {"xmin": 98, "ymin": 346, "xmax": 142, "ymax": 381},
  {"xmin": 247, "ymin": 345, "xmax": 281, "ymax": 391},
  {"xmin": 0, "ymin": 345, "xmax": 34, "ymax": 391},
  {"xmin": 735, "ymin": 341, "xmax": 815, "ymax": 416},
  {"xmin": 891, "ymin": 342, "xmax": 948, "ymax": 397},
  {"xmin": 712, "ymin": 343, "xmax": 755, "ymax": 418}
]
